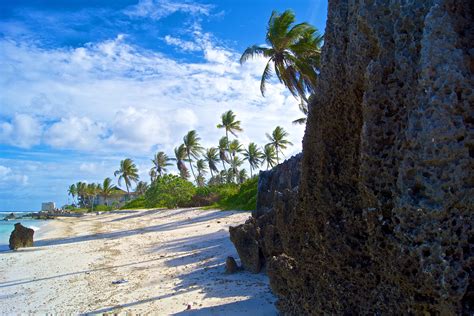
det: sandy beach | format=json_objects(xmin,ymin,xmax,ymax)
[{"xmin": 0, "ymin": 208, "xmax": 277, "ymax": 314}]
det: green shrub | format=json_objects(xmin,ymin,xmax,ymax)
[
  {"xmin": 94, "ymin": 205, "xmax": 113, "ymax": 212},
  {"xmin": 212, "ymin": 176, "xmax": 258, "ymax": 211},
  {"xmin": 145, "ymin": 174, "xmax": 196, "ymax": 209},
  {"xmin": 120, "ymin": 196, "xmax": 146, "ymax": 210}
]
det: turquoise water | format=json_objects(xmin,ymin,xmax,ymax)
[{"xmin": 0, "ymin": 213, "xmax": 46, "ymax": 251}]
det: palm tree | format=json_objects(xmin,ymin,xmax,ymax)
[
  {"xmin": 262, "ymin": 144, "xmax": 277, "ymax": 170},
  {"xmin": 217, "ymin": 110, "xmax": 243, "ymax": 161},
  {"xmin": 101, "ymin": 177, "xmax": 114, "ymax": 206},
  {"xmin": 240, "ymin": 10, "xmax": 323, "ymax": 101},
  {"xmin": 266, "ymin": 126, "xmax": 293, "ymax": 164},
  {"xmin": 217, "ymin": 110, "xmax": 243, "ymax": 140},
  {"xmin": 76, "ymin": 182, "xmax": 87, "ymax": 207},
  {"xmin": 183, "ymin": 130, "xmax": 204, "ymax": 183},
  {"xmin": 204, "ymin": 147, "xmax": 220, "ymax": 177},
  {"xmin": 135, "ymin": 181, "xmax": 148, "ymax": 195},
  {"xmin": 174, "ymin": 144, "xmax": 190, "ymax": 180},
  {"xmin": 228, "ymin": 139, "xmax": 243, "ymax": 160},
  {"xmin": 114, "ymin": 158, "xmax": 139, "ymax": 193},
  {"xmin": 149, "ymin": 168, "xmax": 157, "ymax": 183},
  {"xmin": 195, "ymin": 159, "xmax": 208, "ymax": 187},
  {"xmin": 218, "ymin": 136, "xmax": 230, "ymax": 170},
  {"xmin": 68, "ymin": 184, "xmax": 77, "ymax": 205},
  {"xmin": 228, "ymin": 156, "xmax": 243, "ymax": 183},
  {"xmin": 86, "ymin": 183, "xmax": 99, "ymax": 210},
  {"xmin": 243, "ymin": 142, "xmax": 263, "ymax": 177},
  {"xmin": 238, "ymin": 169, "xmax": 248, "ymax": 184},
  {"xmin": 151, "ymin": 151, "xmax": 173, "ymax": 179}
]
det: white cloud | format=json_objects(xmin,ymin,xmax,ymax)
[
  {"xmin": 79, "ymin": 162, "xmax": 98, "ymax": 173},
  {"xmin": 0, "ymin": 32, "xmax": 304, "ymax": 159},
  {"xmin": 164, "ymin": 35, "xmax": 201, "ymax": 51},
  {"xmin": 124, "ymin": 0, "xmax": 212, "ymax": 20},
  {"xmin": 44, "ymin": 116, "xmax": 105, "ymax": 150},
  {"xmin": 0, "ymin": 114, "xmax": 42, "ymax": 148},
  {"xmin": 0, "ymin": 165, "xmax": 12, "ymax": 178}
]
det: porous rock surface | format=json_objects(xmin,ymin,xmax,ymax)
[
  {"xmin": 266, "ymin": 0, "xmax": 473, "ymax": 314},
  {"xmin": 229, "ymin": 154, "xmax": 301, "ymax": 273},
  {"xmin": 9, "ymin": 223, "xmax": 34, "ymax": 250}
]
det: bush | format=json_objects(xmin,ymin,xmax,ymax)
[
  {"xmin": 94, "ymin": 205, "xmax": 113, "ymax": 212},
  {"xmin": 145, "ymin": 174, "xmax": 196, "ymax": 209},
  {"xmin": 211, "ymin": 176, "xmax": 258, "ymax": 211},
  {"xmin": 120, "ymin": 196, "xmax": 146, "ymax": 210}
]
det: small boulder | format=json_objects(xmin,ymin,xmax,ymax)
[
  {"xmin": 229, "ymin": 218, "xmax": 262, "ymax": 273},
  {"xmin": 225, "ymin": 256, "xmax": 239, "ymax": 274},
  {"xmin": 9, "ymin": 223, "xmax": 34, "ymax": 250}
]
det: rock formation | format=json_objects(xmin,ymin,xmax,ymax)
[
  {"xmin": 9, "ymin": 223, "xmax": 34, "ymax": 250},
  {"xmin": 229, "ymin": 154, "xmax": 301, "ymax": 273},
  {"xmin": 264, "ymin": 0, "xmax": 473, "ymax": 314}
]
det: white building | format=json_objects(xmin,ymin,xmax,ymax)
[{"xmin": 41, "ymin": 202, "xmax": 56, "ymax": 211}]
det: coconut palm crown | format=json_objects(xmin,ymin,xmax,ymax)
[
  {"xmin": 183, "ymin": 130, "xmax": 204, "ymax": 182},
  {"xmin": 266, "ymin": 126, "xmax": 293, "ymax": 164},
  {"xmin": 240, "ymin": 10, "xmax": 323, "ymax": 101},
  {"xmin": 151, "ymin": 151, "xmax": 173, "ymax": 178},
  {"xmin": 114, "ymin": 158, "xmax": 139, "ymax": 193},
  {"xmin": 243, "ymin": 142, "xmax": 263, "ymax": 177}
]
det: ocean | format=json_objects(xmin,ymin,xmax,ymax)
[{"xmin": 0, "ymin": 212, "xmax": 46, "ymax": 251}]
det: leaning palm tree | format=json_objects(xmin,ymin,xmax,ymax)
[
  {"xmin": 217, "ymin": 110, "xmax": 243, "ymax": 141},
  {"xmin": 101, "ymin": 177, "xmax": 114, "ymax": 206},
  {"xmin": 240, "ymin": 10, "xmax": 323, "ymax": 101},
  {"xmin": 266, "ymin": 126, "xmax": 293, "ymax": 164},
  {"xmin": 262, "ymin": 144, "xmax": 277, "ymax": 170},
  {"xmin": 228, "ymin": 139, "xmax": 243, "ymax": 160},
  {"xmin": 183, "ymin": 130, "xmax": 204, "ymax": 183},
  {"xmin": 174, "ymin": 144, "xmax": 190, "ymax": 180},
  {"xmin": 68, "ymin": 184, "xmax": 77, "ymax": 205},
  {"xmin": 218, "ymin": 136, "xmax": 230, "ymax": 170},
  {"xmin": 114, "ymin": 158, "xmax": 139, "ymax": 193},
  {"xmin": 243, "ymin": 142, "xmax": 263, "ymax": 177},
  {"xmin": 195, "ymin": 159, "xmax": 208, "ymax": 187},
  {"xmin": 135, "ymin": 181, "xmax": 148, "ymax": 195},
  {"xmin": 151, "ymin": 151, "xmax": 173, "ymax": 178},
  {"xmin": 204, "ymin": 147, "xmax": 220, "ymax": 177}
]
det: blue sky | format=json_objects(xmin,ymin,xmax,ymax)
[{"xmin": 0, "ymin": 0, "xmax": 327, "ymax": 211}]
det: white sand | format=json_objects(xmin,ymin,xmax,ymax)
[{"xmin": 0, "ymin": 208, "xmax": 277, "ymax": 314}]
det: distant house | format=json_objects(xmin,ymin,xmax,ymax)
[
  {"xmin": 94, "ymin": 188, "xmax": 138, "ymax": 207},
  {"xmin": 41, "ymin": 202, "xmax": 56, "ymax": 211}
]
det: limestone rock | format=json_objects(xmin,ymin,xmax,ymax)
[
  {"xmin": 229, "ymin": 218, "xmax": 262, "ymax": 273},
  {"xmin": 266, "ymin": 0, "xmax": 474, "ymax": 314},
  {"xmin": 225, "ymin": 256, "xmax": 239, "ymax": 274},
  {"xmin": 9, "ymin": 223, "xmax": 34, "ymax": 250}
]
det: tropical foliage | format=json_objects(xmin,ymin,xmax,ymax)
[
  {"xmin": 144, "ymin": 174, "xmax": 196, "ymax": 209},
  {"xmin": 114, "ymin": 158, "xmax": 140, "ymax": 193},
  {"xmin": 240, "ymin": 10, "xmax": 323, "ymax": 102}
]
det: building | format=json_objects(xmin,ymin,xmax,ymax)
[
  {"xmin": 41, "ymin": 202, "xmax": 56, "ymax": 211},
  {"xmin": 94, "ymin": 188, "xmax": 138, "ymax": 207}
]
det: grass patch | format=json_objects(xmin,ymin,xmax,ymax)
[{"xmin": 120, "ymin": 196, "xmax": 146, "ymax": 210}]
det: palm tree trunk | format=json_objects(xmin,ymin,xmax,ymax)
[
  {"xmin": 276, "ymin": 146, "xmax": 280, "ymax": 164},
  {"xmin": 187, "ymin": 153, "xmax": 197, "ymax": 183},
  {"xmin": 250, "ymin": 167, "xmax": 253, "ymax": 178}
]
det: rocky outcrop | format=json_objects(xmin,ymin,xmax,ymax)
[
  {"xmin": 229, "ymin": 154, "xmax": 301, "ymax": 273},
  {"xmin": 3, "ymin": 213, "xmax": 16, "ymax": 221},
  {"xmin": 266, "ymin": 0, "xmax": 474, "ymax": 314},
  {"xmin": 9, "ymin": 223, "xmax": 34, "ymax": 250}
]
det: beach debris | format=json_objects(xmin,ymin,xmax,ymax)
[
  {"xmin": 186, "ymin": 304, "xmax": 192, "ymax": 310},
  {"xmin": 112, "ymin": 279, "xmax": 128, "ymax": 285},
  {"xmin": 9, "ymin": 223, "xmax": 34, "ymax": 250},
  {"xmin": 225, "ymin": 256, "xmax": 239, "ymax": 274}
]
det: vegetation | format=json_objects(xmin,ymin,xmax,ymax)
[
  {"xmin": 240, "ymin": 9, "xmax": 323, "ymax": 102},
  {"xmin": 266, "ymin": 126, "xmax": 293, "ymax": 164},
  {"xmin": 114, "ymin": 158, "xmax": 139, "ymax": 193},
  {"xmin": 211, "ymin": 177, "xmax": 258, "ymax": 211},
  {"xmin": 121, "ymin": 196, "xmax": 146, "ymax": 210},
  {"xmin": 144, "ymin": 174, "xmax": 196, "ymax": 209}
]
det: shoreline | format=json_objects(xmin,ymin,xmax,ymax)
[{"xmin": 0, "ymin": 208, "xmax": 277, "ymax": 314}]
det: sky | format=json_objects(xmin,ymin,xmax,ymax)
[{"xmin": 0, "ymin": 0, "xmax": 328, "ymax": 212}]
